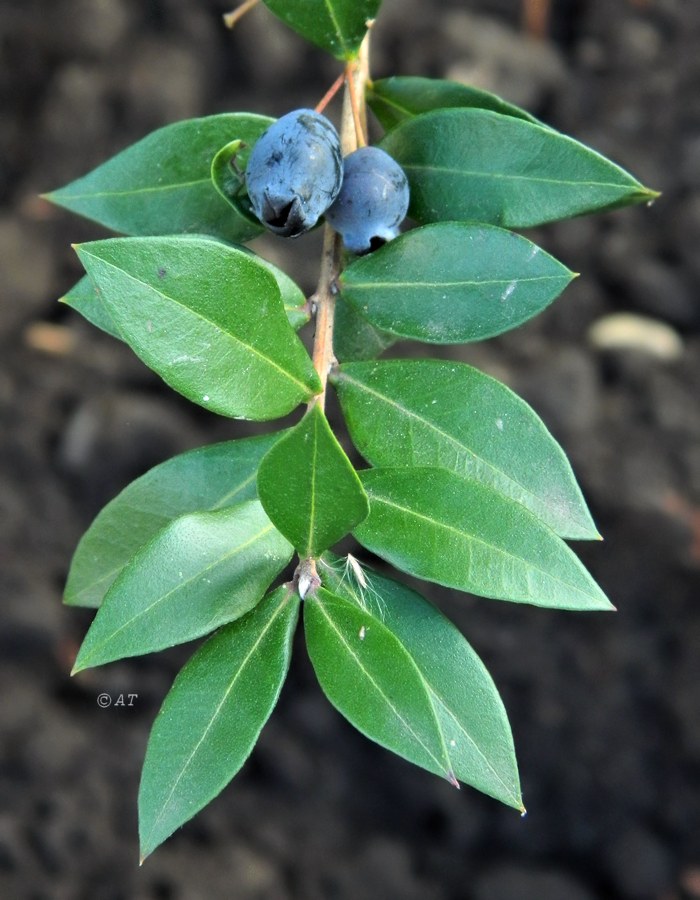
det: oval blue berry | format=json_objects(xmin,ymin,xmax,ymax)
[
  {"xmin": 245, "ymin": 109, "xmax": 343, "ymax": 238},
  {"xmin": 325, "ymin": 146, "xmax": 410, "ymax": 254}
]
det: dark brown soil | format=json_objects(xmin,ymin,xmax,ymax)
[{"xmin": 2, "ymin": 1, "xmax": 700, "ymax": 898}]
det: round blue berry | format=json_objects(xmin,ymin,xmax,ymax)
[
  {"xmin": 245, "ymin": 109, "xmax": 343, "ymax": 238},
  {"xmin": 325, "ymin": 146, "xmax": 410, "ymax": 254}
]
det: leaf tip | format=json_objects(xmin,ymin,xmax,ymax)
[
  {"xmin": 446, "ymin": 770, "xmax": 460, "ymax": 790},
  {"xmin": 70, "ymin": 648, "xmax": 92, "ymax": 675}
]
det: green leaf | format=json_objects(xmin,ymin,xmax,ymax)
[
  {"xmin": 65, "ymin": 433, "xmax": 285, "ymax": 609},
  {"xmin": 380, "ymin": 108, "xmax": 658, "ymax": 227},
  {"xmin": 332, "ymin": 360, "xmax": 598, "ymax": 539},
  {"xmin": 60, "ymin": 275, "xmax": 122, "ymax": 340},
  {"xmin": 368, "ymin": 76, "xmax": 542, "ymax": 131},
  {"xmin": 257, "ymin": 404, "xmax": 369, "ymax": 557},
  {"xmin": 71, "ymin": 500, "xmax": 293, "ymax": 671},
  {"xmin": 75, "ymin": 235, "xmax": 320, "ymax": 419},
  {"xmin": 262, "ymin": 0, "xmax": 381, "ymax": 60},
  {"xmin": 315, "ymin": 554, "xmax": 523, "ymax": 807},
  {"xmin": 354, "ymin": 468, "xmax": 612, "ymax": 610},
  {"xmin": 211, "ymin": 138, "xmax": 265, "ymax": 231},
  {"xmin": 44, "ymin": 114, "xmax": 273, "ymax": 242},
  {"xmin": 334, "ymin": 295, "xmax": 395, "ymax": 362},
  {"xmin": 339, "ymin": 223, "xmax": 574, "ymax": 343},
  {"xmin": 306, "ymin": 588, "xmax": 454, "ymax": 782},
  {"xmin": 139, "ymin": 585, "xmax": 299, "ymax": 861},
  {"xmin": 63, "ymin": 249, "xmax": 308, "ymax": 338},
  {"xmin": 251, "ymin": 252, "xmax": 310, "ymax": 331}
]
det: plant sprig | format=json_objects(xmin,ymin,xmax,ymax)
[{"xmin": 47, "ymin": 0, "xmax": 657, "ymax": 860}]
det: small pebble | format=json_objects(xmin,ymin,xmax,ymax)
[{"xmin": 588, "ymin": 313, "xmax": 683, "ymax": 361}]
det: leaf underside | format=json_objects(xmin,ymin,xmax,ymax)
[
  {"xmin": 367, "ymin": 75, "xmax": 543, "ymax": 131},
  {"xmin": 65, "ymin": 433, "xmax": 286, "ymax": 609}
]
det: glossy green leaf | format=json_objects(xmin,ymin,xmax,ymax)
[
  {"xmin": 253, "ymin": 252, "xmax": 310, "ymax": 330},
  {"xmin": 334, "ymin": 295, "xmax": 395, "ymax": 362},
  {"xmin": 60, "ymin": 275, "xmax": 121, "ymax": 340},
  {"xmin": 65, "ymin": 433, "xmax": 285, "ymax": 609},
  {"xmin": 316, "ymin": 554, "xmax": 522, "ymax": 807},
  {"xmin": 354, "ymin": 468, "xmax": 612, "ymax": 610},
  {"xmin": 339, "ymin": 223, "xmax": 574, "ymax": 343},
  {"xmin": 75, "ymin": 236, "xmax": 320, "ymax": 419},
  {"xmin": 306, "ymin": 587, "xmax": 455, "ymax": 783},
  {"xmin": 71, "ymin": 500, "xmax": 293, "ymax": 671},
  {"xmin": 63, "ymin": 249, "xmax": 308, "ymax": 338},
  {"xmin": 211, "ymin": 139, "xmax": 265, "ymax": 231},
  {"xmin": 262, "ymin": 0, "xmax": 381, "ymax": 60},
  {"xmin": 45, "ymin": 114, "xmax": 272, "ymax": 242},
  {"xmin": 380, "ymin": 108, "xmax": 658, "ymax": 227},
  {"xmin": 332, "ymin": 359, "xmax": 598, "ymax": 539},
  {"xmin": 368, "ymin": 75, "xmax": 542, "ymax": 131},
  {"xmin": 139, "ymin": 585, "xmax": 299, "ymax": 861},
  {"xmin": 257, "ymin": 404, "xmax": 369, "ymax": 557}
]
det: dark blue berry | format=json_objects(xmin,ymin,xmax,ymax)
[
  {"xmin": 245, "ymin": 109, "xmax": 343, "ymax": 237},
  {"xmin": 325, "ymin": 146, "xmax": 410, "ymax": 254}
]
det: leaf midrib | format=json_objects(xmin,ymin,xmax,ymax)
[
  {"xmin": 74, "ymin": 472, "xmax": 260, "ymax": 606},
  {"xmin": 338, "ymin": 371, "xmax": 544, "ymax": 514},
  {"xmin": 314, "ymin": 598, "xmax": 449, "ymax": 777},
  {"xmin": 364, "ymin": 489, "xmax": 598, "ymax": 602},
  {"xmin": 402, "ymin": 163, "xmax": 637, "ymax": 191},
  {"xmin": 53, "ymin": 177, "xmax": 212, "ymax": 202},
  {"xmin": 343, "ymin": 274, "xmax": 568, "ymax": 291},
  {"xmin": 80, "ymin": 250, "xmax": 315, "ymax": 396},
  {"xmin": 143, "ymin": 592, "xmax": 290, "ymax": 851},
  {"xmin": 321, "ymin": 0, "xmax": 349, "ymax": 56},
  {"xmin": 79, "ymin": 520, "xmax": 276, "ymax": 664}
]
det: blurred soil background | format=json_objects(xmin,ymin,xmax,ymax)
[{"xmin": 2, "ymin": 0, "xmax": 700, "ymax": 897}]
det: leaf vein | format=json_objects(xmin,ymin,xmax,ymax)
[
  {"xmin": 315, "ymin": 599, "xmax": 449, "ymax": 776},
  {"xmin": 80, "ymin": 251, "xmax": 314, "ymax": 396},
  {"xmin": 82, "ymin": 523, "xmax": 275, "ymax": 662},
  {"xmin": 144, "ymin": 593, "xmax": 289, "ymax": 846}
]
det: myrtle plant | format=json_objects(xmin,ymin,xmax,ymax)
[{"xmin": 47, "ymin": 0, "xmax": 657, "ymax": 861}]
